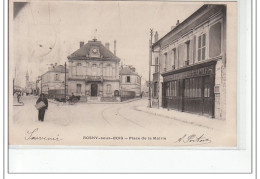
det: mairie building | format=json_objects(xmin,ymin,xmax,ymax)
[{"xmin": 67, "ymin": 38, "xmax": 121, "ymax": 102}]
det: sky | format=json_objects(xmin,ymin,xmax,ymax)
[{"xmin": 12, "ymin": 1, "xmax": 203, "ymax": 87}]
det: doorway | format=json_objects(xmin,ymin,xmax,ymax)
[{"xmin": 91, "ymin": 84, "xmax": 98, "ymax": 96}]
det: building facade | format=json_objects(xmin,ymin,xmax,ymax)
[
  {"xmin": 41, "ymin": 64, "xmax": 68, "ymax": 96},
  {"xmin": 25, "ymin": 71, "xmax": 37, "ymax": 95},
  {"xmin": 152, "ymin": 5, "xmax": 226, "ymax": 120},
  {"xmin": 67, "ymin": 39, "xmax": 120, "ymax": 101},
  {"xmin": 119, "ymin": 66, "xmax": 141, "ymax": 97}
]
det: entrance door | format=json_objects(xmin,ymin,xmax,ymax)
[
  {"xmin": 202, "ymin": 76, "xmax": 214, "ymax": 117},
  {"xmin": 91, "ymin": 84, "xmax": 98, "ymax": 96}
]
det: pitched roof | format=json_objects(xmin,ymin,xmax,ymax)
[
  {"xmin": 152, "ymin": 5, "xmax": 226, "ymax": 49},
  {"xmin": 68, "ymin": 40, "xmax": 120, "ymax": 61},
  {"xmin": 119, "ymin": 67, "xmax": 138, "ymax": 75}
]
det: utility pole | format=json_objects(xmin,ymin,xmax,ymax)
[
  {"xmin": 149, "ymin": 29, "xmax": 153, "ymax": 108},
  {"xmin": 64, "ymin": 62, "xmax": 67, "ymax": 102},
  {"xmin": 40, "ymin": 76, "xmax": 42, "ymax": 94}
]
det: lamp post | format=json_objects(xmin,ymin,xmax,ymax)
[{"xmin": 148, "ymin": 29, "xmax": 153, "ymax": 108}]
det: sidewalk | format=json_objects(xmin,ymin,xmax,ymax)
[
  {"xmin": 86, "ymin": 98, "xmax": 141, "ymax": 104},
  {"xmin": 47, "ymin": 98, "xmax": 141, "ymax": 105},
  {"xmin": 135, "ymin": 106, "xmax": 225, "ymax": 130}
]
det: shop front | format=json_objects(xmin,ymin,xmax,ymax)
[{"xmin": 162, "ymin": 60, "xmax": 216, "ymax": 118}]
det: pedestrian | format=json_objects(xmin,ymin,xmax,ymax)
[
  {"xmin": 140, "ymin": 91, "xmax": 143, "ymax": 98},
  {"xmin": 17, "ymin": 92, "xmax": 21, "ymax": 103},
  {"xmin": 36, "ymin": 93, "xmax": 48, "ymax": 122}
]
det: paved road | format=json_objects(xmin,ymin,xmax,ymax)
[{"xmin": 10, "ymin": 96, "xmax": 220, "ymax": 146}]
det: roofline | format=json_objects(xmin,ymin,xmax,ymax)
[{"xmin": 152, "ymin": 4, "xmax": 224, "ymax": 48}]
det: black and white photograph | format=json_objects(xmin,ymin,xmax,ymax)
[{"xmin": 9, "ymin": 1, "xmax": 237, "ymax": 147}]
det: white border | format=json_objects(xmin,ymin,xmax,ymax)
[{"xmin": 2, "ymin": 0, "xmax": 256, "ymax": 177}]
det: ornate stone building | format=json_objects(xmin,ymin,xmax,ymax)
[
  {"xmin": 67, "ymin": 39, "xmax": 120, "ymax": 101},
  {"xmin": 152, "ymin": 5, "xmax": 226, "ymax": 119}
]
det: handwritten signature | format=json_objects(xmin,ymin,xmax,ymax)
[
  {"xmin": 25, "ymin": 128, "xmax": 62, "ymax": 141},
  {"xmin": 175, "ymin": 134, "xmax": 211, "ymax": 144}
]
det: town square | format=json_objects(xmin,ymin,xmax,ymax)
[{"xmin": 10, "ymin": 1, "xmax": 237, "ymax": 147}]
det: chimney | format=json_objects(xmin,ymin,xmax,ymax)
[
  {"xmin": 80, "ymin": 41, "xmax": 84, "ymax": 48},
  {"xmin": 154, "ymin": 31, "xmax": 159, "ymax": 42},
  {"xmin": 176, "ymin": 20, "xmax": 180, "ymax": 26},
  {"xmin": 105, "ymin": 43, "xmax": 110, "ymax": 50},
  {"xmin": 130, "ymin": 67, "xmax": 135, "ymax": 72},
  {"xmin": 114, "ymin": 40, "xmax": 116, "ymax": 56}
]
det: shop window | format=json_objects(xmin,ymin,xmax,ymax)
[
  {"xmin": 198, "ymin": 34, "xmax": 206, "ymax": 61},
  {"xmin": 169, "ymin": 81, "xmax": 177, "ymax": 97},
  {"xmin": 204, "ymin": 84, "xmax": 210, "ymax": 97},
  {"xmin": 166, "ymin": 82, "xmax": 170, "ymax": 97},
  {"xmin": 185, "ymin": 78, "xmax": 202, "ymax": 98}
]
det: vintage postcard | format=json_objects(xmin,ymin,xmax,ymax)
[{"xmin": 9, "ymin": 0, "xmax": 237, "ymax": 147}]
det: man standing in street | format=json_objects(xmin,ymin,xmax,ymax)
[{"xmin": 36, "ymin": 93, "xmax": 48, "ymax": 122}]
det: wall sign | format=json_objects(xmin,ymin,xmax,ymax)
[{"xmin": 163, "ymin": 65, "xmax": 215, "ymax": 81}]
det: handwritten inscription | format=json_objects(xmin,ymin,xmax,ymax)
[
  {"xmin": 175, "ymin": 134, "xmax": 211, "ymax": 144},
  {"xmin": 25, "ymin": 128, "xmax": 62, "ymax": 141}
]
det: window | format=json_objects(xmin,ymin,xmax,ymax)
[
  {"xmin": 55, "ymin": 74, "xmax": 59, "ymax": 81},
  {"xmin": 184, "ymin": 78, "xmax": 203, "ymax": 98},
  {"xmin": 106, "ymin": 64, "xmax": 112, "ymax": 77},
  {"xmin": 155, "ymin": 57, "xmax": 159, "ymax": 72},
  {"xmin": 204, "ymin": 84, "xmax": 210, "ymax": 97},
  {"xmin": 76, "ymin": 84, "xmax": 82, "ymax": 93},
  {"xmin": 170, "ymin": 81, "xmax": 177, "ymax": 97},
  {"xmin": 166, "ymin": 82, "xmax": 170, "ymax": 97},
  {"xmin": 76, "ymin": 63, "xmax": 83, "ymax": 76},
  {"xmin": 154, "ymin": 82, "xmax": 158, "ymax": 97},
  {"xmin": 172, "ymin": 49, "xmax": 176, "ymax": 69},
  {"xmin": 92, "ymin": 64, "xmax": 97, "ymax": 76},
  {"xmin": 198, "ymin": 34, "xmax": 206, "ymax": 61},
  {"xmin": 164, "ymin": 53, "xmax": 168, "ymax": 71},
  {"xmin": 186, "ymin": 41, "xmax": 190, "ymax": 63},
  {"xmin": 106, "ymin": 84, "xmax": 112, "ymax": 93},
  {"xmin": 126, "ymin": 76, "xmax": 130, "ymax": 83}
]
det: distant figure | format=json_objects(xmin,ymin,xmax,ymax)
[
  {"xmin": 17, "ymin": 92, "xmax": 21, "ymax": 103},
  {"xmin": 140, "ymin": 91, "xmax": 143, "ymax": 99},
  {"xmin": 36, "ymin": 93, "xmax": 48, "ymax": 122}
]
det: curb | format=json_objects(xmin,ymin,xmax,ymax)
[{"xmin": 135, "ymin": 106, "xmax": 219, "ymax": 130}]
